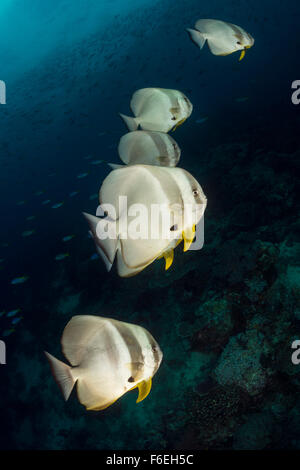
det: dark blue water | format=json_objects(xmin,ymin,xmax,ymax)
[{"xmin": 0, "ymin": 0, "xmax": 299, "ymax": 450}]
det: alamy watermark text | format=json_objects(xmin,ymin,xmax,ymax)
[
  {"xmin": 292, "ymin": 80, "xmax": 300, "ymax": 105},
  {"xmin": 0, "ymin": 340, "xmax": 6, "ymax": 364}
]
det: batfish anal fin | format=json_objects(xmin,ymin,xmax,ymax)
[
  {"xmin": 86, "ymin": 398, "xmax": 119, "ymax": 411},
  {"xmin": 136, "ymin": 378, "xmax": 152, "ymax": 403}
]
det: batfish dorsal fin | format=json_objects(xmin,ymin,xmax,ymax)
[
  {"xmin": 130, "ymin": 88, "xmax": 157, "ymax": 116},
  {"xmin": 62, "ymin": 315, "xmax": 108, "ymax": 366}
]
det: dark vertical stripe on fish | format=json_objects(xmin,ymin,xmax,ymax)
[
  {"xmin": 144, "ymin": 329, "xmax": 161, "ymax": 376},
  {"xmin": 150, "ymin": 132, "xmax": 169, "ymax": 162},
  {"xmin": 230, "ymin": 23, "xmax": 245, "ymax": 43},
  {"xmin": 112, "ymin": 320, "xmax": 145, "ymax": 380}
]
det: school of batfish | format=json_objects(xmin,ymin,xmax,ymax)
[{"xmin": 46, "ymin": 17, "xmax": 254, "ymax": 411}]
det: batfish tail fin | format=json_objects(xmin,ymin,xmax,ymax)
[
  {"xmin": 83, "ymin": 212, "xmax": 118, "ymax": 272},
  {"xmin": 119, "ymin": 113, "xmax": 139, "ymax": 131},
  {"xmin": 44, "ymin": 351, "xmax": 75, "ymax": 401},
  {"xmin": 186, "ymin": 28, "xmax": 207, "ymax": 49}
]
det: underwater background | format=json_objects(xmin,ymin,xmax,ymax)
[{"xmin": 0, "ymin": 0, "xmax": 299, "ymax": 450}]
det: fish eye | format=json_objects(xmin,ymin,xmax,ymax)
[
  {"xmin": 170, "ymin": 224, "xmax": 178, "ymax": 231},
  {"xmin": 128, "ymin": 376, "xmax": 135, "ymax": 383},
  {"xmin": 152, "ymin": 345, "xmax": 157, "ymax": 352},
  {"xmin": 193, "ymin": 189, "xmax": 199, "ymax": 197},
  {"xmin": 237, "ymin": 41, "xmax": 242, "ymax": 45},
  {"xmin": 171, "ymin": 116, "xmax": 176, "ymax": 121}
]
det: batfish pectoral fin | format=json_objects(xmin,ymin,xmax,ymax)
[
  {"xmin": 136, "ymin": 378, "xmax": 152, "ymax": 403},
  {"xmin": 163, "ymin": 249, "xmax": 174, "ymax": 270},
  {"xmin": 172, "ymin": 118, "xmax": 186, "ymax": 132},
  {"xmin": 183, "ymin": 225, "xmax": 196, "ymax": 252},
  {"xmin": 239, "ymin": 49, "xmax": 246, "ymax": 61}
]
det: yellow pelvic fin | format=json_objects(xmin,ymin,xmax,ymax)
[
  {"xmin": 136, "ymin": 378, "xmax": 152, "ymax": 403},
  {"xmin": 239, "ymin": 49, "xmax": 246, "ymax": 61},
  {"xmin": 183, "ymin": 225, "xmax": 196, "ymax": 252},
  {"xmin": 176, "ymin": 237, "xmax": 183, "ymax": 248},
  {"xmin": 172, "ymin": 118, "xmax": 186, "ymax": 132},
  {"xmin": 163, "ymin": 249, "xmax": 174, "ymax": 270}
]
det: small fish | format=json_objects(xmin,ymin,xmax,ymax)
[
  {"xmin": 55, "ymin": 253, "xmax": 70, "ymax": 261},
  {"xmin": 69, "ymin": 191, "xmax": 79, "ymax": 197},
  {"xmin": 45, "ymin": 315, "xmax": 163, "ymax": 411},
  {"xmin": 26, "ymin": 216, "xmax": 36, "ymax": 221},
  {"xmin": 89, "ymin": 194, "xmax": 98, "ymax": 201},
  {"xmin": 235, "ymin": 96, "xmax": 249, "ymax": 102},
  {"xmin": 196, "ymin": 116, "xmax": 208, "ymax": 124},
  {"xmin": 22, "ymin": 230, "xmax": 35, "ymax": 237},
  {"xmin": 52, "ymin": 202, "xmax": 64, "ymax": 209},
  {"xmin": 77, "ymin": 172, "xmax": 89, "ymax": 179},
  {"xmin": 42, "ymin": 199, "xmax": 51, "ymax": 205},
  {"xmin": 3, "ymin": 328, "xmax": 15, "ymax": 337},
  {"xmin": 90, "ymin": 253, "xmax": 99, "ymax": 261},
  {"xmin": 35, "ymin": 190, "xmax": 45, "ymax": 196},
  {"xmin": 11, "ymin": 276, "xmax": 29, "ymax": 285},
  {"xmin": 90, "ymin": 160, "xmax": 104, "ymax": 165},
  {"xmin": 6, "ymin": 309, "xmax": 21, "ymax": 318},
  {"xmin": 120, "ymin": 88, "xmax": 193, "ymax": 133},
  {"xmin": 11, "ymin": 317, "xmax": 23, "ymax": 326},
  {"xmin": 187, "ymin": 19, "xmax": 254, "ymax": 61},
  {"xmin": 62, "ymin": 235, "xmax": 75, "ymax": 242}
]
